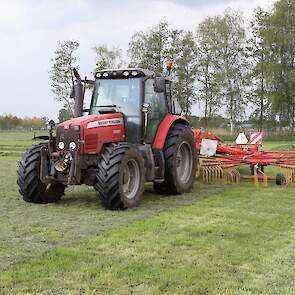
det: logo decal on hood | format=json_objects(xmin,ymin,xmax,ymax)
[{"xmin": 87, "ymin": 118, "xmax": 124, "ymax": 129}]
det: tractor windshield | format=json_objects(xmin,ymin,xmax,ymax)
[
  {"xmin": 90, "ymin": 77, "xmax": 142, "ymax": 143},
  {"xmin": 90, "ymin": 78, "xmax": 141, "ymax": 116}
]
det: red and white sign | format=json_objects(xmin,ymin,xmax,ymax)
[{"xmin": 249, "ymin": 132, "xmax": 263, "ymax": 145}]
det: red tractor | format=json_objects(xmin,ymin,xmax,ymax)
[{"xmin": 17, "ymin": 68, "xmax": 197, "ymax": 209}]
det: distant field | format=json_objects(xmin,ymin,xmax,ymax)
[
  {"xmin": 0, "ymin": 131, "xmax": 295, "ymax": 294},
  {"xmin": 0, "ymin": 130, "xmax": 47, "ymax": 157}
]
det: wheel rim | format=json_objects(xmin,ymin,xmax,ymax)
[
  {"xmin": 122, "ymin": 159, "xmax": 140, "ymax": 200},
  {"xmin": 176, "ymin": 141, "xmax": 193, "ymax": 184}
]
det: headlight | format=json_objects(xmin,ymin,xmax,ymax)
[
  {"xmin": 69, "ymin": 142, "xmax": 76, "ymax": 150},
  {"xmin": 58, "ymin": 141, "xmax": 65, "ymax": 150},
  {"xmin": 123, "ymin": 71, "xmax": 129, "ymax": 76}
]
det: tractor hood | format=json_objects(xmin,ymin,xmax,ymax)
[
  {"xmin": 58, "ymin": 113, "xmax": 124, "ymax": 130},
  {"xmin": 57, "ymin": 113, "xmax": 125, "ymax": 154}
]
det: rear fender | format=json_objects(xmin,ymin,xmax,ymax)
[{"xmin": 152, "ymin": 114, "xmax": 189, "ymax": 149}]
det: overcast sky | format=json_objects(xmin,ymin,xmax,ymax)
[{"xmin": 0, "ymin": 0, "xmax": 275, "ymax": 120}]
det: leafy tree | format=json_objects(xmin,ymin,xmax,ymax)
[
  {"xmin": 41, "ymin": 116, "xmax": 49, "ymax": 126},
  {"xmin": 93, "ymin": 45, "xmax": 123, "ymax": 73},
  {"xmin": 0, "ymin": 114, "xmax": 47, "ymax": 130},
  {"xmin": 247, "ymin": 8, "xmax": 271, "ymax": 131},
  {"xmin": 58, "ymin": 107, "xmax": 74, "ymax": 123},
  {"xmin": 128, "ymin": 31, "xmax": 148, "ymax": 68},
  {"xmin": 50, "ymin": 40, "xmax": 79, "ymax": 117},
  {"xmin": 129, "ymin": 23, "xmax": 198, "ymax": 115},
  {"xmin": 128, "ymin": 22, "xmax": 170, "ymax": 73},
  {"xmin": 196, "ymin": 17, "xmax": 222, "ymax": 126},
  {"xmin": 208, "ymin": 10, "xmax": 247, "ymax": 133},
  {"xmin": 261, "ymin": 0, "xmax": 295, "ymax": 131},
  {"xmin": 170, "ymin": 30, "xmax": 198, "ymax": 115}
]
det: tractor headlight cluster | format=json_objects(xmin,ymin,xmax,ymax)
[
  {"xmin": 58, "ymin": 141, "xmax": 76, "ymax": 150},
  {"xmin": 58, "ymin": 141, "xmax": 65, "ymax": 150}
]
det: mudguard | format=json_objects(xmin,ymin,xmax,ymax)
[{"xmin": 152, "ymin": 114, "xmax": 189, "ymax": 149}]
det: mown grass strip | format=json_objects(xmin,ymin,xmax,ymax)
[
  {"xmin": 1, "ymin": 185, "xmax": 295, "ymax": 294},
  {"xmin": 0, "ymin": 157, "xmax": 230, "ymax": 271},
  {"xmin": 0, "ymin": 151, "xmax": 23, "ymax": 157}
]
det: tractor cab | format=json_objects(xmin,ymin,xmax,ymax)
[{"xmin": 88, "ymin": 68, "xmax": 180, "ymax": 144}]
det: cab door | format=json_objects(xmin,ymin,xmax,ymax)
[{"xmin": 144, "ymin": 79, "xmax": 168, "ymax": 143}]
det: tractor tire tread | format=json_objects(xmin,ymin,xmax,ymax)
[
  {"xmin": 17, "ymin": 143, "xmax": 65, "ymax": 203},
  {"xmin": 154, "ymin": 123, "xmax": 196, "ymax": 195}
]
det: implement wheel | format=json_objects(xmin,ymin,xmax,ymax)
[
  {"xmin": 94, "ymin": 143, "xmax": 145, "ymax": 210},
  {"xmin": 17, "ymin": 143, "xmax": 66, "ymax": 203},
  {"xmin": 154, "ymin": 124, "xmax": 197, "ymax": 195},
  {"xmin": 276, "ymin": 173, "xmax": 286, "ymax": 186}
]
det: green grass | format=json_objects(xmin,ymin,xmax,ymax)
[
  {"xmin": 1, "ymin": 131, "xmax": 295, "ymax": 294},
  {"xmin": 0, "ymin": 130, "xmax": 47, "ymax": 157}
]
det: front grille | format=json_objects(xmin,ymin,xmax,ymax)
[{"xmin": 56, "ymin": 126, "xmax": 80, "ymax": 151}]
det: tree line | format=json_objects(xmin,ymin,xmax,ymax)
[
  {"xmin": 51, "ymin": 0, "xmax": 295, "ymax": 132},
  {"xmin": 0, "ymin": 114, "xmax": 48, "ymax": 130}
]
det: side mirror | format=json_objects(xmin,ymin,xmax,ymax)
[
  {"xmin": 49, "ymin": 119, "xmax": 56, "ymax": 129},
  {"xmin": 72, "ymin": 68, "xmax": 84, "ymax": 118},
  {"xmin": 154, "ymin": 76, "xmax": 166, "ymax": 93}
]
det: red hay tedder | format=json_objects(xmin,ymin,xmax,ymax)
[{"xmin": 192, "ymin": 128, "xmax": 295, "ymax": 186}]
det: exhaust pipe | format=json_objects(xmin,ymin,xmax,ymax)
[{"xmin": 73, "ymin": 68, "xmax": 84, "ymax": 118}]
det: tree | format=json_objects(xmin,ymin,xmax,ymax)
[
  {"xmin": 58, "ymin": 107, "xmax": 74, "ymax": 123},
  {"xmin": 128, "ymin": 31, "xmax": 148, "ymax": 68},
  {"xmin": 93, "ymin": 45, "xmax": 123, "ymax": 73},
  {"xmin": 0, "ymin": 114, "xmax": 47, "ymax": 130},
  {"xmin": 261, "ymin": 0, "xmax": 295, "ymax": 131},
  {"xmin": 129, "ymin": 23, "xmax": 198, "ymax": 115},
  {"xmin": 196, "ymin": 17, "xmax": 222, "ymax": 126},
  {"xmin": 50, "ymin": 40, "xmax": 79, "ymax": 118},
  {"xmin": 208, "ymin": 10, "xmax": 247, "ymax": 133},
  {"xmin": 170, "ymin": 30, "xmax": 198, "ymax": 115},
  {"xmin": 41, "ymin": 116, "xmax": 49, "ymax": 126},
  {"xmin": 247, "ymin": 8, "xmax": 271, "ymax": 131},
  {"xmin": 128, "ymin": 22, "xmax": 170, "ymax": 73}
]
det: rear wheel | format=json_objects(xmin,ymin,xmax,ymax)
[
  {"xmin": 17, "ymin": 144, "xmax": 66, "ymax": 203},
  {"xmin": 94, "ymin": 143, "xmax": 145, "ymax": 210},
  {"xmin": 154, "ymin": 124, "xmax": 197, "ymax": 194}
]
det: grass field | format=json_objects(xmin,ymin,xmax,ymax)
[{"xmin": 1, "ymin": 131, "xmax": 295, "ymax": 294}]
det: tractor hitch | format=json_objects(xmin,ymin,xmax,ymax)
[{"xmin": 40, "ymin": 146, "xmax": 82, "ymax": 186}]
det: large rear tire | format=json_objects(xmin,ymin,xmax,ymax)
[
  {"xmin": 154, "ymin": 124, "xmax": 196, "ymax": 195},
  {"xmin": 17, "ymin": 144, "xmax": 66, "ymax": 203},
  {"xmin": 94, "ymin": 143, "xmax": 145, "ymax": 210}
]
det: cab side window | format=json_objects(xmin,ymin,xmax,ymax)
[{"xmin": 144, "ymin": 79, "xmax": 167, "ymax": 143}]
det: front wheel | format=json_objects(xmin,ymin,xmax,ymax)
[
  {"xmin": 154, "ymin": 124, "xmax": 197, "ymax": 194},
  {"xmin": 17, "ymin": 144, "xmax": 66, "ymax": 203},
  {"xmin": 94, "ymin": 143, "xmax": 145, "ymax": 210}
]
